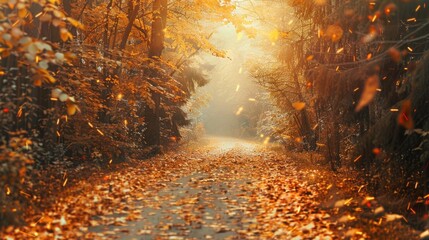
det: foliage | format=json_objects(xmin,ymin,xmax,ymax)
[
  {"xmin": 0, "ymin": 0, "xmax": 78, "ymax": 226},
  {"xmin": 0, "ymin": 132, "xmax": 34, "ymax": 226},
  {"xmin": 0, "ymin": 0, "xmax": 242, "ymax": 227},
  {"xmin": 254, "ymin": 0, "xmax": 429, "ymax": 218},
  {"xmin": 180, "ymin": 90, "xmax": 210, "ymax": 143}
]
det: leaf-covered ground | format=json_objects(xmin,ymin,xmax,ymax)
[{"xmin": 2, "ymin": 137, "xmax": 421, "ymax": 239}]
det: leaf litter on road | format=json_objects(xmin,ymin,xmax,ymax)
[{"xmin": 2, "ymin": 138, "xmax": 420, "ymax": 239}]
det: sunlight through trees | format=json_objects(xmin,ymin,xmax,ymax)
[{"xmin": 1, "ymin": 0, "xmax": 429, "ymax": 238}]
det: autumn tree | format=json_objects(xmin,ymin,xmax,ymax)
[
  {"xmin": 143, "ymin": 0, "xmax": 167, "ymax": 147},
  {"xmin": 246, "ymin": 1, "xmax": 318, "ymax": 151},
  {"xmin": 0, "ymin": 0, "xmax": 81, "ymax": 225},
  {"xmin": 0, "ymin": 0, "xmax": 246, "ymax": 226},
  {"xmin": 285, "ymin": 0, "xmax": 429, "ymax": 213}
]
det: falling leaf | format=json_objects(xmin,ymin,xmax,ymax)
[
  {"xmin": 362, "ymin": 32, "xmax": 377, "ymax": 43},
  {"xmin": 34, "ymin": 78, "xmax": 42, "ymax": 87},
  {"xmin": 372, "ymin": 148, "xmax": 381, "ymax": 155},
  {"xmin": 263, "ymin": 137, "xmax": 270, "ymax": 145},
  {"xmin": 384, "ymin": 3, "xmax": 397, "ymax": 15},
  {"xmin": 420, "ymin": 230, "xmax": 429, "ymax": 239},
  {"xmin": 355, "ymin": 75, "xmax": 379, "ymax": 112},
  {"xmin": 117, "ymin": 93, "xmax": 123, "ymax": 100},
  {"xmin": 269, "ymin": 29, "xmax": 280, "ymax": 42},
  {"xmin": 67, "ymin": 104, "xmax": 78, "ymax": 115},
  {"xmin": 292, "ymin": 102, "xmax": 306, "ymax": 111},
  {"xmin": 398, "ymin": 99, "xmax": 414, "ymax": 129},
  {"xmin": 325, "ymin": 25, "xmax": 343, "ymax": 42},
  {"xmin": 235, "ymin": 106, "xmax": 243, "ymax": 115},
  {"xmin": 374, "ymin": 206, "xmax": 384, "ymax": 215}
]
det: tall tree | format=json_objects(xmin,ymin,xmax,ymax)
[{"xmin": 143, "ymin": 0, "xmax": 168, "ymax": 147}]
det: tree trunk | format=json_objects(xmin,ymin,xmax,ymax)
[
  {"xmin": 148, "ymin": 0, "xmax": 167, "ymax": 57},
  {"xmin": 293, "ymin": 73, "xmax": 317, "ymax": 150},
  {"xmin": 143, "ymin": 0, "xmax": 167, "ymax": 147},
  {"xmin": 119, "ymin": 0, "xmax": 140, "ymax": 50}
]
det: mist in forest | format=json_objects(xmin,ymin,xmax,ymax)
[{"xmin": 197, "ymin": 24, "xmax": 263, "ymax": 138}]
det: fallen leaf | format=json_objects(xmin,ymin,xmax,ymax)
[
  {"xmin": 385, "ymin": 214, "xmax": 403, "ymax": 222},
  {"xmin": 292, "ymin": 102, "xmax": 306, "ymax": 111},
  {"xmin": 345, "ymin": 228, "xmax": 361, "ymax": 237},
  {"xmin": 60, "ymin": 216, "xmax": 67, "ymax": 226}
]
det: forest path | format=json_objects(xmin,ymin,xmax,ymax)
[
  {"xmin": 8, "ymin": 137, "xmax": 419, "ymax": 239},
  {"xmin": 87, "ymin": 136, "xmax": 341, "ymax": 239}
]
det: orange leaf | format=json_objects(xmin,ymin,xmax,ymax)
[
  {"xmin": 67, "ymin": 17, "xmax": 84, "ymax": 30},
  {"xmin": 67, "ymin": 104, "xmax": 76, "ymax": 115},
  {"xmin": 292, "ymin": 102, "xmax": 306, "ymax": 111},
  {"xmin": 325, "ymin": 25, "xmax": 343, "ymax": 42},
  {"xmin": 34, "ymin": 78, "xmax": 42, "ymax": 86},
  {"xmin": 67, "ymin": 103, "xmax": 79, "ymax": 115},
  {"xmin": 388, "ymin": 47, "xmax": 402, "ymax": 63},
  {"xmin": 18, "ymin": 8, "xmax": 27, "ymax": 18},
  {"xmin": 355, "ymin": 75, "xmax": 379, "ymax": 112}
]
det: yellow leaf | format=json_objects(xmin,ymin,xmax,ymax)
[
  {"xmin": 67, "ymin": 17, "xmax": 84, "ymax": 30},
  {"xmin": 60, "ymin": 28, "xmax": 72, "ymax": 42},
  {"xmin": 53, "ymin": 10, "xmax": 65, "ymax": 19},
  {"xmin": 292, "ymin": 102, "xmax": 306, "ymax": 111},
  {"xmin": 269, "ymin": 29, "xmax": 280, "ymax": 42},
  {"xmin": 44, "ymin": 73, "xmax": 56, "ymax": 83}
]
